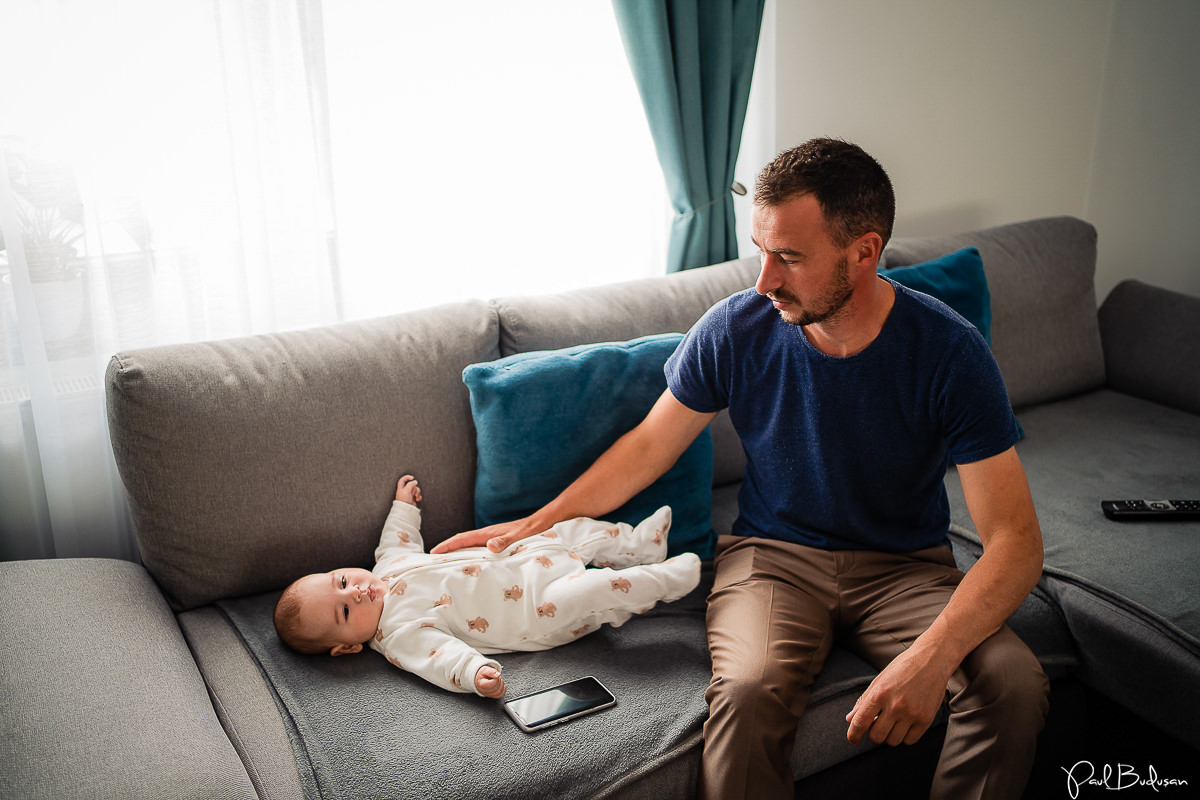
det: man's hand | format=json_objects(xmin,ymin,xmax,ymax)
[
  {"xmin": 847, "ymin": 447, "xmax": 1043, "ymax": 748},
  {"xmin": 431, "ymin": 518, "xmax": 538, "ymax": 554},
  {"xmin": 433, "ymin": 391, "xmax": 715, "ymax": 556},
  {"xmin": 845, "ymin": 644, "xmax": 951, "ymax": 747},
  {"xmin": 475, "ymin": 665, "xmax": 505, "ymax": 699}
]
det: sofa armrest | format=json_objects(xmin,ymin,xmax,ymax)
[
  {"xmin": 1099, "ymin": 280, "xmax": 1200, "ymax": 415},
  {"xmin": 0, "ymin": 558, "xmax": 257, "ymax": 800}
]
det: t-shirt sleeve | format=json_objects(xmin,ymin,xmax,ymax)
[
  {"xmin": 940, "ymin": 332, "xmax": 1022, "ymax": 465},
  {"xmin": 665, "ymin": 300, "xmax": 732, "ymax": 414}
]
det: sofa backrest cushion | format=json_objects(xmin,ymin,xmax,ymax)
[
  {"xmin": 492, "ymin": 257, "xmax": 759, "ymax": 488},
  {"xmin": 107, "ymin": 300, "xmax": 499, "ymax": 610},
  {"xmin": 880, "ymin": 216, "xmax": 1105, "ymax": 408},
  {"xmin": 1100, "ymin": 279, "xmax": 1200, "ymax": 415},
  {"xmin": 492, "ymin": 257, "xmax": 760, "ymax": 357}
]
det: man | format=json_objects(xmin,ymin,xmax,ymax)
[{"xmin": 434, "ymin": 138, "xmax": 1049, "ymax": 800}]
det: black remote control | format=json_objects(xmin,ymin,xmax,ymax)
[{"xmin": 1101, "ymin": 499, "xmax": 1200, "ymax": 521}]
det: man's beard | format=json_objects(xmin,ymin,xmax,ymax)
[{"xmin": 770, "ymin": 255, "xmax": 854, "ymax": 327}]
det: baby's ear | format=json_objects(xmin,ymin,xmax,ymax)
[{"xmin": 330, "ymin": 642, "xmax": 363, "ymax": 657}]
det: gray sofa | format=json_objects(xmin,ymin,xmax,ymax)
[{"xmin": 2, "ymin": 215, "xmax": 1197, "ymax": 799}]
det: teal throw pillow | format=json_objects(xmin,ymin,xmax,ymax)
[
  {"xmin": 883, "ymin": 247, "xmax": 992, "ymax": 344},
  {"xmin": 463, "ymin": 333, "xmax": 715, "ymax": 559}
]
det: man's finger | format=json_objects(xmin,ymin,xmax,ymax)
[
  {"xmin": 846, "ymin": 702, "xmax": 880, "ymax": 745},
  {"xmin": 431, "ymin": 531, "xmax": 487, "ymax": 553}
]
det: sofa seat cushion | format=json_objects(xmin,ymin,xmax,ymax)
[
  {"xmin": 217, "ymin": 556, "xmax": 1087, "ymax": 800},
  {"xmin": 178, "ymin": 606, "xmax": 308, "ymax": 800},
  {"xmin": 217, "ymin": 579, "xmax": 716, "ymax": 800},
  {"xmin": 943, "ymin": 389, "xmax": 1200, "ymax": 746},
  {"xmin": 216, "ymin": 567, "xmax": 950, "ymax": 797},
  {"xmin": 464, "ymin": 333, "xmax": 714, "ymax": 559},
  {"xmin": 0, "ymin": 558, "xmax": 257, "ymax": 800}
]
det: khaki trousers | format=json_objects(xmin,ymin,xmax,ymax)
[{"xmin": 701, "ymin": 535, "xmax": 1049, "ymax": 800}]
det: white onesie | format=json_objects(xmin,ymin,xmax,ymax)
[{"xmin": 368, "ymin": 503, "xmax": 700, "ymax": 695}]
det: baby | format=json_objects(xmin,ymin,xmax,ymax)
[{"xmin": 274, "ymin": 475, "xmax": 701, "ymax": 698}]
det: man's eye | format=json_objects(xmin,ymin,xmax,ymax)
[
  {"xmin": 343, "ymin": 605, "xmax": 349, "ymax": 620},
  {"xmin": 340, "ymin": 575, "xmax": 346, "ymax": 589}
]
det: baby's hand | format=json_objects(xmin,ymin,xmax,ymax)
[
  {"xmin": 396, "ymin": 474, "xmax": 422, "ymax": 506},
  {"xmin": 475, "ymin": 665, "xmax": 505, "ymax": 699}
]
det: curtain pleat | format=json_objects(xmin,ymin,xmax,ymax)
[{"xmin": 612, "ymin": 0, "xmax": 765, "ymax": 271}]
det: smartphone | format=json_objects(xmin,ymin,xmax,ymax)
[{"xmin": 502, "ymin": 676, "xmax": 616, "ymax": 732}]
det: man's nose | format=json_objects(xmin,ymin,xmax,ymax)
[{"xmin": 755, "ymin": 258, "xmax": 780, "ymax": 296}]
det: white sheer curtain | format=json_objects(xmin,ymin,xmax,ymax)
[
  {"xmin": 1, "ymin": 0, "xmax": 338, "ymax": 561},
  {"xmin": 0, "ymin": 1, "xmax": 667, "ymax": 562}
]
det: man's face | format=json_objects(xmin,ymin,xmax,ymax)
[
  {"xmin": 751, "ymin": 194, "xmax": 855, "ymax": 327},
  {"xmin": 293, "ymin": 567, "xmax": 387, "ymax": 655}
]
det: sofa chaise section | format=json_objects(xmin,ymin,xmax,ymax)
[{"xmin": 0, "ymin": 558, "xmax": 258, "ymax": 800}]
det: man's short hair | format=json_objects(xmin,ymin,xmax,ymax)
[{"xmin": 754, "ymin": 138, "xmax": 895, "ymax": 248}]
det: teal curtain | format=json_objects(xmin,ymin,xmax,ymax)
[{"xmin": 613, "ymin": 0, "xmax": 765, "ymax": 272}]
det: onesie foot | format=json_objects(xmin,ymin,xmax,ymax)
[
  {"xmin": 632, "ymin": 505, "xmax": 673, "ymax": 560},
  {"xmin": 659, "ymin": 552, "xmax": 701, "ymax": 602}
]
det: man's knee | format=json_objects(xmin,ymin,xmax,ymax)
[
  {"xmin": 707, "ymin": 671, "xmax": 780, "ymax": 716},
  {"xmin": 702, "ymin": 669, "xmax": 805, "ymax": 791},
  {"xmin": 705, "ymin": 658, "xmax": 812, "ymax": 726},
  {"xmin": 953, "ymin": 629, "xmax": 1050, "ymax": 728}
]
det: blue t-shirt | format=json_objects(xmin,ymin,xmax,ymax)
[{"xmin": 665, "ymin": 278, "xmax": 1020, "ymax": 552}]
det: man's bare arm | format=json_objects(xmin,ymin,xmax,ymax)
[
  {"xmin": 846, "ymin": 446, "xmax": 1043, "ymax": 746},
  {"xmin": 431, "ymin": 390, "xmax": 717, "ymax": 554}
]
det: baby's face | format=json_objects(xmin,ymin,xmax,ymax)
[{"xmin": 294, "ymin": 567, "xmax": 388, "ymax": 655}]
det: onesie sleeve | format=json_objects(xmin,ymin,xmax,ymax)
[
  {"xmin": 371, "ymin": 621, "xmax": 501, "ymax": 696},
  {"xmin": 373, "ymin": 501, "xmax": 426, "ymax": 570}
]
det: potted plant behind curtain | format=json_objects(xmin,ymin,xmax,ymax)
[
  {"xmin": 1, "ymin": 140, "xmax": 88, "ymax": 345},
  {"xmin": 7, "ymin": 194, "xmax": 86, "ymax": 341}
]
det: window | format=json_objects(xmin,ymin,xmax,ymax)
[
  {"xmin": 324, "ymin": 2, "xmax": 668, "ymax": 318},
  {"xmin": 0, "ymin": 0, "xmax": 668, "ymax": 561}
]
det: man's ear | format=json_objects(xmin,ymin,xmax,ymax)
[
  {"xmin": 852, "ymin": 232, "xmax": 884, "ymax": 271},
  {"xmin": 330, "ymin": 642, "xmax": 363, "ymax": 657}
]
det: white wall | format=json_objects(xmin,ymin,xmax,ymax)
[
  {"xmin": 761, "ymin": 0, "xmax": 1200, "ymax": 300},
  {"xmin": 1085, "ymin": 0, "xmax": 1200, "ymax": 299}
]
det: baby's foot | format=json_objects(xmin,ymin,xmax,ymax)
[
  {"xmin": 659, "ymin": 552, "xmax": 701, "ymax": 602},
  {"xmin": 632, "ymin": 505, "xmax": 672, "ymax": 560},
  {"xmin": 396, "ymin": 474, "xmax": 422, "ymax": 505}
]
